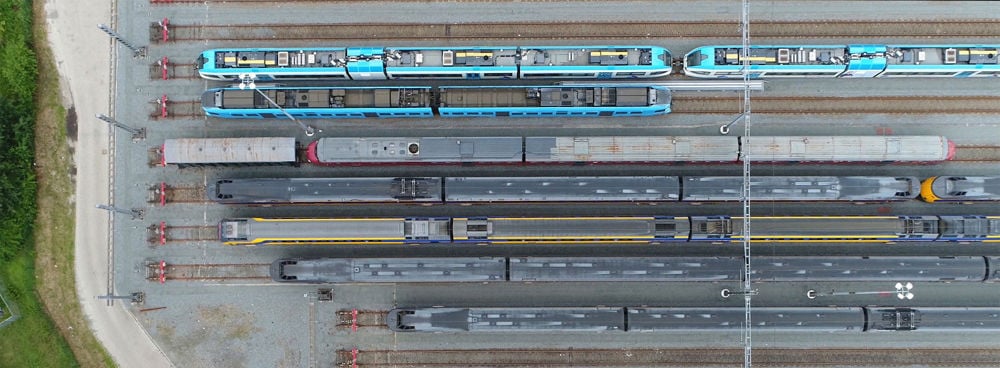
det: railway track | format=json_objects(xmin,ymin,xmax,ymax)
[
  {"xmin": 336, "ymin": 348, "xmax": 1000, "ymax": 367},
  {"xmin": 146, "ymin": 223, "xmax": 217, "ymax": 244},
  {"xmin": 671, "ymin": 95, "xmax": 1000, "ymax": 114},
  {"xmin": 145, "ymin": 261, "xmax": 271, "ymax": 282},
  {"xmin": 151, "ymin": 0, "xmax": 697, "ymax": 3},
  {"xmin": 148, "ymin": 183, "xmax": 208, "ymax": 205},
  {"xmin": 337, "ymin": 310, "xmax": 388, "ymax": 330},
  {"xmin": 151, "ymin": 20, "xmax": 1000, "ymax": 42},
  {"xmin": 953, "ymin": 145, "xmax": 1000, "ymax": 163},
  {"xmin": 148, "ymin": 60, "xmax": 198, "ymax": 80},
  {"xmin": 152, "ymin": 99, "xmax": 201, "ymax": 120}
]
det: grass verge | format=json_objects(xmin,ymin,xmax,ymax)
[
  {"xmin": 0, "ymin": 0, "xmax": 114, "ymax": 367},
  {"xmin": 29, "ymin": 0, "xmax": 117, "ymax": 366}
]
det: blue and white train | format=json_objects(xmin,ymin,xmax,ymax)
[
  {"xmin": 684, "ymin": 44, "xmax": 1000, "ymax": 78},
  {"xmin": 200, "ymin": 85, "xmax": 671, "ymax": 118},
  {"xmin": 197, "ymin": 46, "xmax": 672, "ymax": 81}
]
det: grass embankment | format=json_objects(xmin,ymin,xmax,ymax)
[{"xmin": 0, "ymin": 0, "xmax": 113, "ymax": 366}]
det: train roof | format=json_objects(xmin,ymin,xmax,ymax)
[
  {"xmin": 525, "ymin": 136, "xmax": 737, "ymax": 162},
  {"xmin": 312, "ymin": 137, "xmax": 524, "ymax": 163},
  {"xmin": 682, "ymin": 176, "xmax": 919, "ymax": 201},
  {"xmin": 740, "ymin": 136, "xmax": 951, "ymax": 162},
  {"xmin": 162, "ymin": 137, "xmax": 296, "ymax": 165},
  {"xmin": 884, "ymin": 46, "xmax": 1000, "ymax": 68},
  {"xmin": 699, "ymin": 215, "xmax": 927, "ymax": 241},
  {"xmin": 436, "ymin": 85, "xmax": 665, "ymax": 108},
  {"xmin": 628, "ymin": 307, "xmax": 867, "ymax": 332},
  {"xmin": 390, "ymin": 307, "xmax": 625, "ymax": 332},
  {"xmin": 209, "ymin": 177, "xmax": 443, "ymax": 203},
  {"xmin": 452, "ymin": 217, "xmax": 690, "ymax": 241},
  {"xmin": 930, "ymin": 176, "xmax": 1000, "ymax": 200},
  {"xmin": 750, "ymin": 256, "xmax": 987, "ymax": 282},
  {"xmin": 219, "ymin": 217, "xmax": 452, "ymax": 244},
  {"xmin": 509, "ymin": 257, "xmax": 740, "ymax": 282},
  {"xmin": 203, "ymin": 86, "xmax": 433, "ymax": 110},
  {"xmin": 443, "ymin": 176, "xmax": 680, "ymax": 202},
  {"xmin": 273, "ymin": 257, "xmax": 506, "ymax": 283}
]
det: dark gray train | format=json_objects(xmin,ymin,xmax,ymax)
[
  {"xmin": 271, "ymin": 256, "xmax": 1000, "ymax": 283},
  {"xmin": 388, "ymin": 307, "xmax": 1000, "ymax": 333},
  {"xmin": 209, "ymin": 176, "xmax": 920, "ymax": 204}
]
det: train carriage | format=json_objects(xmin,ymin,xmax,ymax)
[
  {"xmin": 691, "ymin": 215, "xmax": 1000, "ymax": 242},
  {"xmin": 740, "ymin": 136, "xmax": 954, "ymax": 163},
  {"xmin": 518, "ymin": 46, "xmax": 671, "ymax": 79},
  {"xmin": 388, "ymin": 307, "xmax": 626, "ymax": 332},
  {"xmin": 751, "ymin": 256, "xmax": 989, "ymax": 282},
  {"xmin": 690, "ymin": 215, "xmax": 940, "ymax": 242},
  {"xmin": 451, "ymin": 216, "xmax": 690, "ymax": 243},
  {"xmin": 435, "ymin": 85, "xmax": 671, "ymax": 117},
  {"xmin": 197, "ymin": 47, "xmax": 351, "ymax": 81},
  {"xmin": 628, "ymin": 307, "xmax": 868, "ymax": 332},
  {"xmin": 218, "ymin": 217, "xmax": 451, "ymax": 246},
  {"xmin": 161, "ymin": 137, "xmax": 297, "ymax": 167},
  {"xmin": 383, "ymin": 47, "xmax": 519, "ymax": 80},
  {"xmin": 920, "ymin": 176, "xmax": 1000, "ymax": 203},
  {"xmin": 509, "ymin": 257, "xmax": 741, "ymax": 282},
  {"xmin": 209, "ymin": 177, "xmax": 443, "ymax": 204},
  {"xmin": 306, "ymin": 137, "xmax": 524, "ymax": 165},
  {"xmin": 201, "ymin": 86, "xmax": 435, "ymax": 119},
  {"xmin": 271, "ymin": 257, "xmax": 506, "ymax": 283},
  {"xmin": 682, "ymin": 176, "xmax": 920, "ymax": 202},
  {"xmin": 880, "ymin": 45, "xmax": 1000, "ymax": 77},
  {"xmin": 444, "ymin": 176, "xmax": 680, "ymax": 202},
  {"xmin": 525, "ymin": 136, "xmax": 738, "ymax": 163}
]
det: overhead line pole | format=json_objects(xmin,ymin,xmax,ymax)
[{"xmin": 740, "ymin": 0, "xmax": 755, "ymax": 367}]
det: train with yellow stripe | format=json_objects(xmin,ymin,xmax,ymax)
[{"xmin": 218, "ymin": 215, "xmax": 1000, "ymax": 246}]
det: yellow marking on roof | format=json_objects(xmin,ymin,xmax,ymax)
[
  {"xmin": 731, "ymin": 235, "xmax": 898, "ymax": 239},
  {"xmin": 591, "ymin": 51, "xmax": 628, "ymax": 56},
  {"xmin": 251, "ymin": 217, "xmax": 404, "ymax": 222},
  {"xmin": 729, "ymin": 216, "xmax": 898, "ymax": 220},
  {"xmin": 479, "ymin": 217, "xmax": 657, "ymax": 221},
  {"xmin": 457, "ymin": 52, "xmax": 493, "ymax": 57},
  {"xmin": 488, "ymin": 236, "xmax": 655, "ymax": 240}
]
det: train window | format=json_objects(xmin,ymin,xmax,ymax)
[
  {"xmin": 484, "ymin": 72, "xmax": 515, "ymax": 77},
  {"xmin": 617, "ymin": 72, "xmax": 648, "ymax": 77}
]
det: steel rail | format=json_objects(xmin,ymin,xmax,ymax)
[
  {"xmin": 153, "ymin": 20, "xmax": 1000, "ymax": 42},
  {"xmin": 671, "ymin": 95, "xmax": 1000, "ymax": 114},
  {"xmin": 337, "ymin": 348, "xmax": 1000, "ymax": 367},
  {"xmin": 145, "ymin": 262, "xmax": 271, "ymax": 282}
]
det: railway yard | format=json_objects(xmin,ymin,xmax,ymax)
[{"xmin": 83, "ymin": 1, "xmax": 1000, "ymax": 367}]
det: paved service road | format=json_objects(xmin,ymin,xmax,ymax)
[{"xmin": 47, "ymin": 0, "xmax": 173, "ymax": 366}]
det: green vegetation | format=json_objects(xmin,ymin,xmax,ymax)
[
  {"xmin": 0, "ymin": 0, "xmax": 111, "ymax": 366},
  {"xmin": 0, "ymin": 2, "xmax": 38, "ymax": 261}
]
